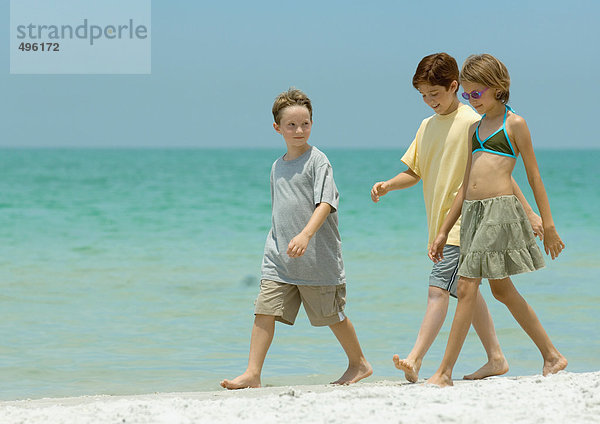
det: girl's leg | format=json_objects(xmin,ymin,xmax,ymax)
[
  {"xmin": 393, "ymin": 286, "xmax": 450, "ymax": 383},
  {"xmin": 329, "ymin": 317, "xmax": 373, "ymax": 384},
  {"xmin": 220, "ymin": 314, "xmax": 276, "ymax": 389},
  {"xmin": 489, "ymin": 277, "xmax": 567, "ymax": 375},
  {"xmin": 427, "ymin": 277, "xmax": 481, "ymax": 387},
  {"xmin": 465, "ymin": 291, "xmax": 509, "ymax": 379}
]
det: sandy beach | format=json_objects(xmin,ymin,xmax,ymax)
[{"xmin": 1, "ymin": 371, "xmax": 598, "ymax": 424}]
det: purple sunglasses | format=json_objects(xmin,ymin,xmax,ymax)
[{"xmin": 462, "ymin": 87, "xmax": 489, "ymax": 100}]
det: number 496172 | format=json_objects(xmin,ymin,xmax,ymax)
[{"xmin": 18, "ymin": 42, "xmax": 60, "ymax": 52}]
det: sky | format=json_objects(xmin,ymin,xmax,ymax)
[{"xmin": 2, "ymin": 0, "xmax": 599, "ymax": 149}]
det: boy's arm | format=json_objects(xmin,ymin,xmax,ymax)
[
  {"xmin": 371, "ymin": 168, "xmax": 420, "ymax": 202},
  {"xmin": 511, "ymin": 177, "xmax": 543, "ymax": 240},
  {"xmin": 287, "ymin": 202, "xmax": 332, "ymax": 258}
]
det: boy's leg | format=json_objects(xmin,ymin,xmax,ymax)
[
  {"xmin": 427, "ymin": 276, "xmax": 481, "ymax": 387},
  {"xmin": 329, "ymin": 317, "xmax": 373, "ymax": 385},
  {"xmin": 393, "ymin": 285, "xmax": 449, "ymax": 382},
  {"xmin": 221, "ymin": 280, "xmax": 302, "ymax": 390},
  {"xmin": 465, "ymin": 291, "xmax": 509, "ymax": 379},
  {"xmin": 300, "ymin": 284, "xmax": 372, "ymax": 385},
  {"xmin": 395, "ymin": 245, "xmax": 461, "ymax": 382},
  {"xmin": 220, "ymin": 314, "xmax": 275, "ymax": 389},
  {"xmin": 488, "ymin": 277, "xmax": 567, "ymax": 376}
]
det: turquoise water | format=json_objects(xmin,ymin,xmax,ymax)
[{"xmin": 1, "ymin": 149, "xmax": 598, "ymax": 401}]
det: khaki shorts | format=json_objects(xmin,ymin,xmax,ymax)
[{"xmin": 254, "ymin": 279, "xmax": 346, "ymax": 327}]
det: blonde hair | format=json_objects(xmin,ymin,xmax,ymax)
[
  {"xmin": 272, "ymin": 87, "xmax": 313, "ymax": 125},
  {"xmin": 460, "ymin": 54, "xmax": 511, "ymax": 104}
]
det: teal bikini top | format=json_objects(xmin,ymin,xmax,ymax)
[{"xmin": 472, "ymin": 105, "xmax": 517, "ymax": 159}]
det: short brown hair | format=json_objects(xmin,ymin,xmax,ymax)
[
  {"xmin": 460, "ymin": 54, "xmax": 511, "ymax": 104},
  {"xmin": 412, "ymin": 53, "xmax": 459, "ymax": 93},
  {"xmin": 272, "ymin": 88, "xmax": 313, "ymax": 125}
]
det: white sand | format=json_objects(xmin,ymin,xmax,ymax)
[{"xmin": 1, "ymin": 371, "xmax": 599, "ymax": 424}]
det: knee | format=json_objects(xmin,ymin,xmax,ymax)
[
  {"xmin": 456, "ymin": 278, "xmax": 479, "ymax": 300},
  {"xmin": 490, "ymin": 278, "xmax": 513, "ymax": 304},
  {"xmin": 428, "ymin": 286, "xmax": 450, "ymax": 303},
  {"xmin": 491, "ymin": 287, "xmax": 506, "ymax": 303}
]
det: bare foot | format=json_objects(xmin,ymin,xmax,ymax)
[
  {"xmin": 543, "ymin": 353, "xmax": 568, "ymax": 376},
  {"xmin": 393, "ymin": 354, "xmax": 421, "ymax": 383},
  {"xmin": 220, "ymin": 372, "xmax": 261, "ymax": 390},
  {"xmin": 331, "ymin": 360, "xmax": 373, "ymax": 385},
  {"xmin": 463, "ymin": 357, "xmax": 509, "ymax": 380},
  {"xmin": 426, "ymin": 371, "xmax": 453, "ymax": 388}
]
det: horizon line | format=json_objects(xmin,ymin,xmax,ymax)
[{"xmin": 0, "ymin": 146, "xmax": 596, "ymax": 151}]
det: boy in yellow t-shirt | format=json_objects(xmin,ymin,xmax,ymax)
[{"xmin": 370, "ymin": 52, "xmax": 542, "ymax": 383}]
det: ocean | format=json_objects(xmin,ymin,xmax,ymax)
[{"xmin": 1, "ymin": 148, "xmax": 598, "ymax": 401}]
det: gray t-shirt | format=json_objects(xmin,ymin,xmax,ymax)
[{"xmin": 261, "ymin": 146, "xmax": 345, "ymax": 286}]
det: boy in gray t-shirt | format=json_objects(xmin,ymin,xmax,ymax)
[
  {"xmin": 261, "ymin": 146, "xmax": 345, "ymax": 286},
  {"xmin": 221, "ymin": 88, "xmax": 372, "ymax": 390}
]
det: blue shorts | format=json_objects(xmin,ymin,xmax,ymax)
[{"xmin": 429, "ymin": 245, "xmax": 460, "ymax": 298}]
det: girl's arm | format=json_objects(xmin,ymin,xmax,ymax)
[
  {"xmin": 287, "ymin": 202, "xmax": 332, "ymax": 258},
  {"xmin": 428, "ymin": 124, "xmax": 476, "ymax": 263},
  {"xmin": 511, "ymin": 178, "xmax": 543, "ymax": 240},
  {"xmin": 511, "ymin": 116, "xmax": 565, "ymax": 259}
]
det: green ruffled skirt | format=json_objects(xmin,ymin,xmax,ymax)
[{"xmin": 458, "ymin": 195, "xmax": 545, "ymax": 279}]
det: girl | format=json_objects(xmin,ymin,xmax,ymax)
[{"xmin": 426, "ymin": 54, "xmax": 567, "ymax": 387}]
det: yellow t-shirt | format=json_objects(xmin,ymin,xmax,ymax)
[{"xmin": 401, "ymin": 103, "xmax": 480, "ymax": 248}]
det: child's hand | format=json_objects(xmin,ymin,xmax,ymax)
[
  {"xmin": 428, "ymin": 233, "xmax": 448, "ymax": 263},
  {"xmin": 287, "ymin": 232, "xmax": 310, "ymax": 258},
  {"xmin": 543, "ymin": 226, "xmax": 565, "ymax": 260},
  {"xmin": 371, "ymin": 182, "xmax": 389, "ymax": 203},
  {"xmin": 527, "ymin": 212, "xmax": 544, "ymax": 241}
]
